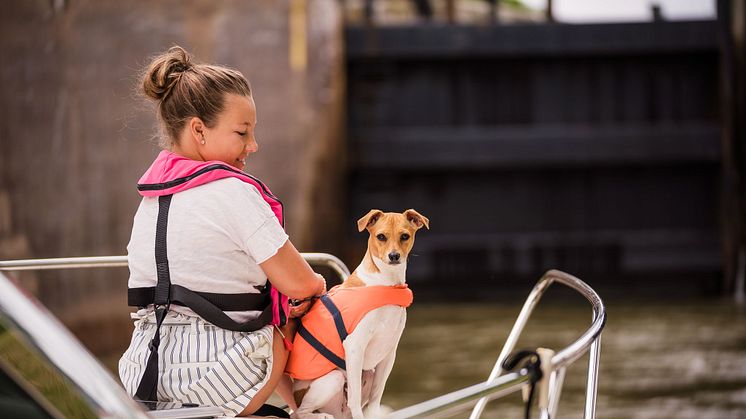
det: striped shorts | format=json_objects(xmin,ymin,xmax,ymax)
[{"xmin": 118, "ymin": 310, "xmax": 274, "ymax": 416}]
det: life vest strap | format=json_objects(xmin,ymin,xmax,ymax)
[
  {"xmin": 168, "ymin": 285, "xmax": 274, "ymax": 332},
  {"xmin": 128, "ymin": 285, "xmax": 270, "ymax": 312},
  {"xmin": 135, "ymin": 195, "xmax": 172, "ymax": 402},
  {"xmin": 297, "ymin": 322, "xmax": 346, "ymax": 371},
  {"xmin": 153, "ymin": 194, "xmax": 172, "ymax": 305},
  {"xmin": 320, "ymin": 294, "xmax": 348, "ymax": 341},
  {"xmin": 134, "ymin": 193, "xmax": 274, "ymax": 403}
]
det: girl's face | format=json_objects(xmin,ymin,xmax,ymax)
[{"xmin": 201, "ymin": 94, "xmax": 258, "ymax": 170}]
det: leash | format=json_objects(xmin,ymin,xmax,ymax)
[
  {"xmin": 289, "ymin": 294, "xmax": 323, "ymax": 306},
  {"xmin": 279, "ymin": 293, "xmax": 326, "ymax": 351},
  {"xmin": 501, "ymin": 349, "xmax": 544, "ymax": 419}
]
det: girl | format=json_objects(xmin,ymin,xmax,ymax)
[{"xmin": 119, "ymin": 46, "xmax": 324, "ymax": 417}]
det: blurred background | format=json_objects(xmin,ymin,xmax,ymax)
[{"xmin": 2, "ymin": 0, "xmax": 745, "ymax": 417}]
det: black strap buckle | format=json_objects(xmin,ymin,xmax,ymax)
[{"xmin": 502, "ymin": 349, "xmax": 543, "ymax": 419}]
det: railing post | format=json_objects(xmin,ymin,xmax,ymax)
[{"xmin": 583, "ymin": 310, "xmax": 603, "ymax": 419}]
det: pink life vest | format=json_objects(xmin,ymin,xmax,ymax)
[{"xmin": 136, "ymin": 150, "xmax": 290, "ymax": 326}]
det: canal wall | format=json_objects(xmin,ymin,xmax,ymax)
[{"xmin": 0, "ymin": 0, "xmax": 346, "ymax": 354}]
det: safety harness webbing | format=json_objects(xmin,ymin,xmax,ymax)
[
  {"xmin": 295, "ymin": 295, "xmax": 349, "ymax": 371},
  {"xmin": 133, "ymin": 194, "xmax": 274, "ymax": 402},
  {"xmin": 134, "ymin": 194, "xmax": 172, "ymax": 402},
  {"xmin": 128, "ymin": 286, "xmax": 269, "ymax": 312}
]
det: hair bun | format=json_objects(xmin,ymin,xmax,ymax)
[{"xmin": 142, "ymin": 45, "xmax": 193, "ymax": 101}]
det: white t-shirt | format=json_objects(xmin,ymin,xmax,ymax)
[{"xmin": 127, "ymin": 177, "xmax": 289, "ymax": 322}]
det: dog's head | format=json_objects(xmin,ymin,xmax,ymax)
[{"xmin": 357, "ymin": 209, "xmax": 429, "ymax": 265}]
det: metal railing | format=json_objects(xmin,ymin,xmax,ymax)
[
  {"xmin": 1, "ymin": 256, "xmax": 604, "ymax": 418},
  {"xmin": 388, "ymin": 269, "xmax": 606, "ymax": 419},
  {"xmin": 0, "ymin": 253, "xmax": 351, "ymax": 283}
]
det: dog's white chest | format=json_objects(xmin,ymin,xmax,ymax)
[{"xmin": 344, "ymin": 305, "xmax": 407, "ymax": 371}]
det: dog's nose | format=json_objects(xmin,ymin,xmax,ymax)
[{"xmin": 388, "ymin": 252, "xmax": 400, "ymax": 263}]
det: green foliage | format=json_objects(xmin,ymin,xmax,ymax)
[{"xmin": 0, "ymin": 328, "xmax": 97, "ymax": 419}]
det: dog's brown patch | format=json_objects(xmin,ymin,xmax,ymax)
[
  {"xmin": 341, "ymin": 273, "xmax": 366, "ymax": 288},
  {"xmin": 293, "ymin": 388, "xmax": 309, "ymax": 408},
  {"xmin": 363, "ymin": 250, "xmax": 380, "ymax": 274}
]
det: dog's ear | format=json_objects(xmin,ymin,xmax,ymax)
[
  {"xmin": 404, "ymin": 209, "xmax": 429, "ymax": 230},
  {"xmin": 357, "ymin": 209, "xmax": 384, "ymax": 232}
]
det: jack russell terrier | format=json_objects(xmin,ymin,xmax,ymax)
[{"xmin": 282, "ymin": 209, "xmax": 429, "ymax": 419}]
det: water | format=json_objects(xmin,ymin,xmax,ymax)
[
  {"xmin": 381, "ymin": 298, "xmax": 746, "ymax": 418},
  {"xmin": 100, "ymin": 297, "xmax": 746, "ymax": 418}
]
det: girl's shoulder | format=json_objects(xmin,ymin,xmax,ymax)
[
  {"xmin": 185, "ymin": 177, "xmax": 273, "ymax": 214},
  {"xmin": 185, "ymin": 176, "xmax": 260, "ymax": 198}
]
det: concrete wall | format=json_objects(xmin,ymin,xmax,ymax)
[{"xmin": 0, "ymin": 0, "xmax": 345, "ymax": 355}]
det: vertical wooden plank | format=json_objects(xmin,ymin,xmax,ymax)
[
  {"xmin": 532, "ymin": 60, "xmax": 563, "ymax": 124},
  {"xmin": 566, "ymin": 59, "xmax": 592, "ymax": 124},
  {"xmin": 289, "ymin": 0, "xmax": 307, "ymax": 72},
  {"xmin": 620, "ymin": 58, "xmax": 647, "ymax": 122},
  {"xmin": 595, "ymin": 60, "xmax": 617, "ymax": 124},
  {"xmin": 652, "ymin": 57, "xmax": 675, "ymax": 123}
]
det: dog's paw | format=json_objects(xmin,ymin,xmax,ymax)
[
  {"xmin": 364, "ymin": 404, "xmax": 393, "ymax": 419},
  {"xmin": 291, "ymin": 413, "xmax": 334, "ymax": 419}
]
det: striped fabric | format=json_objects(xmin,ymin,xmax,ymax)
[{"xmin": 118, "ymin": 310, "xmax": 274, "ymax": 416}]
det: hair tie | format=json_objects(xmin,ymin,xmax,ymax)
[{"xmin": 161, "ymin": 71, "xmax": 184, "ymax": 102}]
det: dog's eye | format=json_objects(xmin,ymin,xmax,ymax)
[
  {"xmin": 376, "ymin": 234, "xmax": 387, "ymax": 242},
  {"xmin": 400, "ymin": 233, "xmax": 410, "ymax": 241}
]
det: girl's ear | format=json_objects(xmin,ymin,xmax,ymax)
[{"xmin": 187, "ymin": 117, "xmax": 206, "ymax": 145}]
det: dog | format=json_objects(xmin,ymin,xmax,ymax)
[{"xmin": 282, "ymin": 209, "xmax": 429, "ymax": 419}]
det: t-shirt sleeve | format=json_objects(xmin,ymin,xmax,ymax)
[
  {"xmin": 246, "ymin": 217, "xmax": 289, "ymax": 263},
  {"xmin": 217, "ymin": 178, "xmax": 289, "ymax": 264}
]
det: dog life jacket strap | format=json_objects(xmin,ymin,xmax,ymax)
[
  {"xmin": 295, "ymin": 295, "xmax": 349, "ymax": 371},
  {"xmin": 320, "ymin": 295, "xmax": 348, "ymax": 341},
  {"xmin": 297, "ymin": 323, "xmax": 347, "ymax": 370}
]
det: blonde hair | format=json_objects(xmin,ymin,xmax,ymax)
[{"xmin": 141, "ymin": 46, "xmax": 252, "ymax": 147}]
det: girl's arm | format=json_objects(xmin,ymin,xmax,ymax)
[{"xmin": 259, "ymin": 239, "xmax": 325, "ymax": 300}]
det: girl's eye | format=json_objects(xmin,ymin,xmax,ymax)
[
  {"xmin": 400, "ymin": 233, "xmax": 410, "ymax": 241},
  {"xmin": 236, "ymin": 131, "xmax": 247, "ymax": 136},
  {"xmin": 376, "ymin": 234, "xmax": 387, "ymax": 242}
]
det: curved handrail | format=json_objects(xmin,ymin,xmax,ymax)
[
  {"xmin": 469, "ymin": 269, "xmax": 606, "ymax": 418},
  {"xmin": 387, "ymin": 371, "xmax": 531, "ymax": 419},
  {"xmin": 386, "ymin": 269, "xmax": 606, "ymax": 419},
  {"xmin": 546, "ymin": 270, "xmax": 606, "ymax": 368},
  {"xmin": 0, "ymin": 253, "xmax": 351, "ymax": 283}
]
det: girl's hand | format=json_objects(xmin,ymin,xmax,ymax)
[
  {"xmin": 289, "ymin": 300, "xmax": 313, "ymax": 318},
  {"xmin": 289, "ymin": 273, "xmax": 326, "ymax": 318},
  {"xmin": 315, "ymin": 273, "xmax": 327, "ymax": 295},
  {"xmin": 260, "ymin": 241, "xmax": 328, "ymax": 300}
]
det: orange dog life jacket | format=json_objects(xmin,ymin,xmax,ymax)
[{"xmin": 284, "ymin": 284, "xmax": 413, "ymax": 380}]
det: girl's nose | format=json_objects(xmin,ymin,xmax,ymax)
[{"xmin": 246, "ymin": 139, "xmax": 258, "ymax": 153}]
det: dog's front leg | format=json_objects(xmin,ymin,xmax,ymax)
[
  {"xmin": 293, "ymin": 371, "xmax": 345, "ymax": 419},
  {"xmin": 343, "ymin": 328, "xmax": 372, "ymax": 419},
  {"xmin": 364, "ymin": 348, "xmax": 397, "ymax": 417},
  {"xmin": 365, "ymin": 313, "xmax": 405, "ymax": 417}
]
